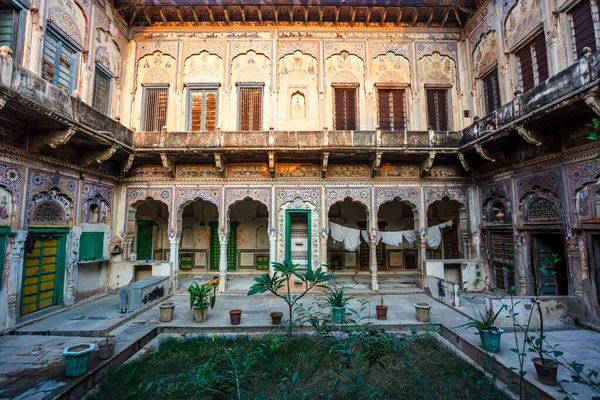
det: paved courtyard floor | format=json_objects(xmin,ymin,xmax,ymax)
[{"xmin": 0, "ymin": 288, "xmax": 598, "ymax": 399}]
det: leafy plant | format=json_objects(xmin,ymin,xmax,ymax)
[
  {"xmin": 322, "ymin": 285, "xmax": 353, "ymax": 308},
  {"xmin": 456, "ymin": 305, "xmax": 505, "ymax": 332},
  {"xmin": 247, "ymin": 259, "xmax": 332, "ymax": 337},
  {"xmin": 188, "ymin": 281, "xmax": 217, "ymax": 310}
]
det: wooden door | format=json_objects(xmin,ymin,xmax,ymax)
[
  {"xmin": 533, "ymin": 236, "xmax": 559, "ymax": 295},
  {"xmin": 490, "ymin": 231, "xmax": 515, "ymax": 292},
  {"xmin": 179, "ymin": 254, "xmax": 193, "ymax": 270},
  {"xmin": 21, "ymin": 233, "xmax": 66, "ymax": 315},
  {"xmin": 256, "ymin": 255, "xmax": 269, "ymax": 270},
  {"xmin": 136, "ymin": 220, "xmax": 154, "ymax": 261}
]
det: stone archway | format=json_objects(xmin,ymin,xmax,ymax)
[{"xmin": 327, "ymin": 197, "xmax": 370, "ymax": 272}]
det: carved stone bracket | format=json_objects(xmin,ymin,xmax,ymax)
[
  {"xmin": 457, "ymin": 152, "xmax": 470, "ymax": 171},
  {"xmin": 119, "ymin": 153, "xmax": 135, "ymax": 178},
  {"xmin": 321, "ymin": 152, "xmax": 329, "ymax": 178},
  {"xmin": 371, "ymin": 151, "xmax": 382, "ymax": 175},
  {"xmin": 584, "ymin": 94, "xmax": 600, "ymax": 116},
  {"xmin": 516, "ymin": 126, "xmax": 542, "ymax": 146},
  {"xmin": 474, "ymin": 143, "xmax": 496, "ymax": 162},
  {"xmin": 268, "ymin": 151, "xmax": 275, "ymax": 177},
  {"xmin": 82, "ymin": 146, "xmax": 117, "ymax": 167},
  {"xmin": 0, "ymin": 95, "xmax": 7, "ymax": 110},
  {"xmin": 32, "ymin": 126, "xmax": 77, "ymax": 152},
  {"xmin": 214, "ymin": 153, "xmax": 224, "ymax": 173},
  {"xmin": 420, "ymin": 151, "xmax": 436, "ymax": 175},
  {"xmin": 160, "ymin": 152, "xmax": 175, "ymax": 177}
]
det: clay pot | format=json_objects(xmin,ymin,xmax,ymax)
[
  {"xmin": 270, "ymin": 311, "xmax": 283, "ymax": 325},
  {"xmin": 414, "ymin": 302, "xmax": 431, "ymax": 322},
  {"xmin": 193, "ymin": 307, "xmax": 208, "ymax": 322},
  {"xmin": 496, "ymin": 210, "xmax": 505, "ymax": 222},
  {"xmin": 230, "ymin": 309, "xmax": 242, "ymax": 325},
  {"xmin": 532, "ymin": 357, "xmax": 559, "ymax": 386},
  {"xmin": 159, "ymin": 302, "xmax": 176, "ymax": 322},
  {"xmin": 376, "ymin": 305, "xmax": 388, "ymax": 320},
  {"xmin": 98, "ymin": 338, "xmax": 117, "ymax": 360}
]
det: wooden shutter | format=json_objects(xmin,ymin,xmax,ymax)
[
  {"xmin": 92, "ymin": 67, "xmax": 111, "ymax": 115},
  {"xmin": 190, "ymin": 89, "xmax": 217, "ymax": 131},
  {"xmin": 533, "ymin": 33, "xmax": 549, "ymax": 83},
  {"xmin": 42, "ymin": 30, "xmax": 78, "ymax": 93},
  {"xmin": 570, "ymin": 0, "xmax": 596, "ymax": 58},
  {"xmin": 378, "ymin": 89, "xmax": 405, "ymax": 131},
  {"xmin": 517, "ymin": 45, "xmax": 534, "ymax": 92},
  {"xmin": 0, "ymin": 9, "xmax": 16, "ymax": 49},
  {"xmin": 239, "ymin": 87, "xmax": 262, "ymax": 131},
  {"xmin": 144, "ymin": 88, "xmax": 168, "ymax": 131},
  {"xmin": 79, "ymin": 232, "xmax": 104, "ymax": 261},
  {"xmin": 57, "ymin": 45, "xmax": 75, "ymax": 92},
  {"xmin": 482, "ymin": 69, "xmax": 501, "ymax": 115},
  {"xmin": 491, "ymin": 232, "xmax": 515, "ymax": 292},
  {"xmin": 334, "ymin": 87, "xmax": 357, "ymax": 130},
  {"xmin": 42, "ymin": 33, "xmax": 59, "ymax": 84},
  {"xmin": 426, "ymin": 89, "xmax": 449, "ymax": 131}
]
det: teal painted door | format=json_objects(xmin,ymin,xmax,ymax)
[
  {"xmin": 285, "ymin": 210, "xmax": 311, "ymax": 267},
  {"xmin": 136, "ymin": 220, "xmax": 155, "ymax": 261}
]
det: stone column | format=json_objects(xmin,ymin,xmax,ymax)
[
  {"xmin": 168, "ymin": 232, "xmax": 181, "ymax": 292},
  {"xmin": 64, "ymin": 226, "xmax": 82, "ymax": 306},
  {"xmin": 6, "ymin": 230, "xmax": 26, "ymax": 327},
  {"xmin": 369, "ymin": 234, "xmax": 379, "ymax": 292},
  {"xmin": 218, "ymin": 232, "xmax": 228, "ymax": 293},
  {"xmin": 269, "ymin": 227, "xmax": 277, "ymax": 277}
]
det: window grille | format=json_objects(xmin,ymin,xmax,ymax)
[
  {"xmin": 92, "ymin": 67, "xmax": 111, "ymax": 115},
  {"xmin": 482, "ymin": 69, "xmax": 501, "ymax": 115},
  {"xmin": 378, "ymin": 89, "xmax": 406, "ymax": 131},
  {"xmin": 426, "ymin": 89, "xmax": 449, "ymax": 131},
  {"xmin": 239, "ymin": 87, "xmax": 262, "ymax": 131},
  {"xmin": 517, "ymin": 33, "xmax": 549, "ymax": 92},
  {"xmin": 143, "ymin": 87, "xmax": 168, "ymax": 132},
  {"xmin": 189, "ymin": 89, "xmax": 218, "ymax": 131},
  {"xmin": 333, "ymin": 87, "xmax": 358, "ymax": 130},
  {"xmin": 569, "ymin": 0, "xmax": 596, "ymax": 58}
]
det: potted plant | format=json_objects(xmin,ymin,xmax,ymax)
[
  {"xmin": 414, "ymin": 302, "xmax": 432, "ymax": 322},
  {"xmin": 159, "ymin": 302, "xmax": 176, "ymax": 322},
  {"xmin": 63, "ymin": 343, "xmax": 97, "ymax": 377},
  {"xmin": 270, "ymin": 311, "xmax": 283, "ymax": 325},
  {"xmin": 457, "ymin": 306, "xmax": 505, "ymax": 353},
  {"xmin": 98, "ymin": 334, "xmax": 117, "ymax": 360},
  {"xmin": 229, "ymin": 309, "xmax": 242, "ymax": 325},
  {"xmin": 189, "ymin": 281, "xmax": 217, "ymax": 322},
  {"xmin": 376, "ymin": 297, "xmax": 388, "ymax": 320},
  {"xmin": 323, "ymin": 285, "xmax": 352, "ymax": 324}
]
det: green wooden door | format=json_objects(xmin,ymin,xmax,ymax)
[
  {"xmin": 21, "ymin": 231, "xmax": 66, "ymax": 315},
  {"xmin": 180, "ymin": 253, "xmax": 193, "ymax": 270},
  {"xmin": 285, "ymin": 210, "xmax": 311, "ymax": 267},
  {"xmin": 209, "ymin": 222, "xmax": 237, "ymax": 271},
  {"xmin": 136, "ymin": 220, "xmax": 155, "ymax": 261},
  {"xmin": 256, "ymin": 255, "xmax": 269, "ymax": 270}
]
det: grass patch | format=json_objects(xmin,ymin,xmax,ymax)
[{"xmin": 89, "ymin": 334, "xmax": 507, "ymax": 399}]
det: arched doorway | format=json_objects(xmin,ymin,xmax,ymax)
[
  {"xmin": 129, "ymin": 198, "xmax": 169, "ymax": 265},
  {"xmin": 177, "ymin": 199, "xmax": 219, "ymax": 271},
  {"xmin": 376, "ymin": 198, "xmax": 419, "ymax": 284},
  {"xmin": 227, "ymin": 197, "xmax": 269, "ymax": 271},
  {"xmin": 327, "ymin": 198, "xmax": 369, "ymax": 272}
]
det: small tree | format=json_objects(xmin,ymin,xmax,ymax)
[{"xmin": 248, "ymin": 260, "xmax": 332, "ymax": 337}]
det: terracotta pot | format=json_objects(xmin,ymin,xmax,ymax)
[
  {"xmin": 270, "ymin": 311, "xmax": 283, "ymax": 325},
  {"xmin": 193, "ymin": 307, "xmax": 208, "ymax": 322},
  {"xmin": 376, "ymin": 305, "xmax": 388, "ymax": 320},
  {"xmin": 532, "ymin": 357, "xmax": 559, "ymax": 386},
  {"xmin": 414, "ymin": 302, "xmax": 431, "ymax": 322},
  {"xmin": 98, "ymin": 338, "xmax": 117, "ymax": 360},
  {"xmin": 496, "ymin": 210, "xmax": 505, "ymax": 222},
  {"xmin": 230, "ymin": 309, "xmax": 242, "ymax": 325},
  {"xmin": 159, "ymin": 302, "xmax": 176, "ymax": 322}
]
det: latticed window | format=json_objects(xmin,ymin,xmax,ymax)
[
  {"xmin": 31, "ymin": 202, "xmax": 64, "ymax": 224},
  {"xmin": 188, "ymin": 89, "xmax": 218, "ymax": 131},
  {"xmin": 333, "ymin": 87, "xmax": 358, "ymax": 130},
  {"xmin": 426, "ymin": 89, "xmax": 449, "ymax": 131},
  {"xmin": 239, "ymin": 86, "xmax": 262, "ymax": 131},
  {"xmin": 377, "ymin": 88, "xmax": 406, "ymax": 131},
  {"xmin": 482, "ymin": 69, "xmax": 501, "ymax": 115},
  {"xmin": 143, "ymin": 87, "xmax": 168, "ymax": 131},
  {"xmin": 92, "ymin": 66, "xmax": 111, "ymax": 115},
  {"xmin": 0, "ymin": 8, "xmax": 17, "ymax": 50},
  {"xmin": 569, "ymin": 0, "xmax": 596, "ymax": 59},
  {"xmin": 42, "ymin": 29, "xmax": 79, "ymax": 94},
  {"xmin": 516, "ymin": 33, "xmax": 549, "ymax": 92}
]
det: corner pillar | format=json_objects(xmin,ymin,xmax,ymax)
[
  {"xmin": 369, "ymin": 236, "xmax": 379, "ymax": 292},
  {"xmin": 6, "ymin": 230, "xmax": 26, "ymax": 326},
  {"xmin": 218, "ymin": 233, "xmax": 228, "ymax": 293},
  {"xmin": 169, "ymin": 232, "xmax": 181, "ymax": 292},
  {"xmin": 269, "ymin": 228, "xmax": 277, "ymax": 277}
]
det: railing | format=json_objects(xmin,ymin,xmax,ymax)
[
  {"xmin": 0, "ymin": 47, "xmax": 134, "ymax": 148},
  {"xmin": 134, "ymin": 129, "xmax": 461, "ymax": 150},
  {"xmin": 460, "ymin": 50, "xmax": 600, "ymax": 147}
]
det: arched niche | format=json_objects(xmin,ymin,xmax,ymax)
[
  {"xmin": 183, "ymin": 51, "xmax": 223, "ymax": 84},
  {"xmin": 376, "ymin": 197, "xmax": 420, "ymax": 271},
  {"xmin": 138, "ymin": 51, "xmax": 176, "ymax": 85},
  {"xmin": 370, "ymin": 52, "xmax": 411, "ymax": 84},
  {"xmin": 83, "ymin": 194, "xmax": 111, "ymax": 225},
  {"xmin": 325, "ymin": 52, "xmax": 364, "ymax": 82},
  {"xmin": 482, "ymin": 194, "xmax": 511, "ymax": 225},
  {"xmin": 47, "ymin": 0, "xmax": 86, "ymax": 47},
  {"xmin": 504, "ymin": 0, "xmax": 543, "ymax": 51},
  {"xmin": 231, "ymin": 50, "xmax": 271, "ymax": 85},
  {"xmin": 472, "ymin": 31, "xmax": 498, "ymax": 79},
  {"xmin": 125, "ymin": 197, "xmax": 170, "ymax": 261},
  {"xmin": 30, "ymin": 188, "xmax": 72, "ymax": 226},
  {"xmin": 327, "ymin": 197, "xmax": 370, "ymax": 271},
  {"xmin": 278, "ymin": 51, "xmax": 318, "ymax": 129},
  {"xmin": 177, "ymin": 198, "xmax": 219, "ymax": 270},
  {"xmin": 520, "ymin": 188, "xmax": 562, "ymax": 223},
  {"xmin": 0, "ymin": 185, "xmax": 16, "ymax": 229},
  {"xmin": 227, "ymin": 197, "xmax": 269, "ymax": 270}
]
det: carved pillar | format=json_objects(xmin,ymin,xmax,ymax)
[
  {"xmin": 515, "ymin": 230, "xmax": 528, "ymax": 294},
  {"xmin": 218, "ymin": 233, "xmax": 228, "ymax": 293},
  {"xmin": 6, "ymin": 230, "xmax": 26, "ymax": 326},
  {"xmin": 64, "ymin": 226, "xmax": 82, "ymax": 306},
  {"xmin": 269, "ymin": 228, "xmax": 277, "ymax": 277},
  {"xmin": 418, "ymin": 240, "xmax": 427, "ymax": 288},
  {"xmin": 169, "ymin": 232, "xmax": 181, "ymax": 292},
  {"xmin": 369, "ymin": 236, "xmax": 379, "ymax": 292}
]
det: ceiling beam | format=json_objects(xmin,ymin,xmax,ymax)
[
  {"xmin": 289, "ymin": 7, "xmax": 293, "ymax": 24},
  {"xmin": 304, "ymin": 6, "xmax": 309, "ymax": 25},
  {"xmin": 441, "ymin": 8, "xmax": 450, "ymax": 27},
  {"xmin": 241, "ymin": 6, "xmax": 246, "ymax": 24},
  {"xmin": 175, "ymin": 6, "xmax": 184, "ymax": 24},
  {"xmin": 223, "ymin": 7, "xmax": 230, "ymax": 25},
  {"xmin": 380, "ymin": 8, "xmax": 388, "ymax": 26},
  {"xmin": 143, "ymin": 8, "xmax": 152, "ymax": 26},
  {"xmin": 335, "ymin": 6, "xmax": 340, "ymax": 26},
  {"xmin": 453, "ymin": 8, "xmax": 463, "ymax": 27},
  {"xmin": 319, "ymin": 8, "xmax": 323, "ymax": 24},
  {"xmin": 257, "ymin": 6, "xmax": 262, "ymax": 24},
  {"xmin": 275, "ymin": 6, "xmax": 278, "ymax": 24},
  {"xmin": 159, "ymin": 8, "xmax": 167, "ymax": 24},
  {"xmin": 191, "ymin": 6, "xmax": 199, "ymax": 24},
  {"xmin": 426, "ymin": 9, "xmax": 434, "ymax": 27},
  {"xmin": 350, "ymin": 7, "xmax": 356, "ymax": 26},
  {"xmin": 208, "ymin": 6, "xmax": 215, "ymax": 23},
  {"xmin": 128, "ymin": 7, "xmax": 139, "ymax": 26},
  {"xmin": 365, "ymin": 7, "xmax": 372, "ymax": 24},
  {"xmin": 411, "ymin": 8, "xmax": 419, "ymax": 26},
  {"xmin": 395, "ymin": 8, "xmax": 403, "ymax": 26}
]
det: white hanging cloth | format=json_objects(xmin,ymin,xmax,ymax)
[
  {"xmin": 329, "ymin": 221, "xmax": 345, "ymax": 243},
  {"xmin": 401, "ymin": 230, "xmax": 417, "ymax": 243},
  {"xmin": 329, "ymin": 221, "xmax": 361, "ymax": 252},
  {"xmin": 361, "ymin": 230, "xmax": 382, "ymax": 245},
  {"xmin": 380, "ymin": 231, "xmax": 404, "ymax": 247},
  {"xmin": 426, "ymin": 220, "xmax": 453, "ymax": 249}
]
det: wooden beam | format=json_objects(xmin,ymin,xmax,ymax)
[
  {"xmin": 241, "ymin": 6, "xmax": 246, "ymax": 24},
  {"xmin": 223, "ymin": 7, "xmax": 230, "ymax": 25},
  {"xmin": 411, "ymin": 8, "xmax": 419, "ymax": 26},
  {"xmin": 334, "ymin": 6, "xmax": 339, "ymax": 26},
  {"xmin": 159, "ymin": 8, "xmax": 167, "ymax": 23},
  {"xmin": 453, "ymin": 8, "xmax": 463, "ymax": 27},
  {"xmin": 175, "ymin": 6, "xmax": 184, "ymax": 24},
  {"xmin": 440, "ymin": 8, "xmax": 450, "ymax": 27},
  {"xmin": 366, "ymin": 7, "xmax": 372, "ymax": 24},
  {"xmin": 143, "ymin": 7, "xmax": 152, "ymax": 26},
  {"xmin": 319, "ymin": 7, "xmax": 323, "ymax": 24},
  {"xmin": 275, "ymin": 6, "xmax": 278, "ymax": 24},
  {"xmin": 380, "ymin": 8, "xmax": 388, "ymax": 26},
  {"xmin": 191, "ymin": 6, "xmax": 199, "ymax": 24},
  {"xmin": 128, "ymin": 7, "xmax": 139, "ymax": 26},
  {"xmin": 257, "ymin": 6, "xmax": 262, "ymax": 24},
  {"xmin": 350, "ymin": 7, "xmax": 356, "ymax": 26},
  {"xmin": 208, "ymin": 6, "xmax": 215, "ymax": 23},
  {"xmin": 426, "ymin": 9, "xmax": 434, "ymax": 27},
  {"xmin": 304, "ymin": 6, "xmax": 309, "ymax": 25},
  {"xmin": 395, "ymin": 8, "xmax": 403, "ymax": 26}
]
